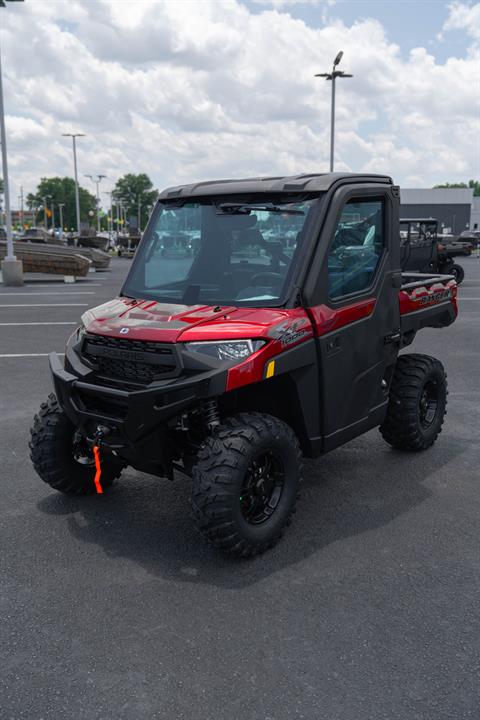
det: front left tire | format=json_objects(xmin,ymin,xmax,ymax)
[{"xmin": 191, "ymin": 413, "xmax": 302, "ymax": 557}]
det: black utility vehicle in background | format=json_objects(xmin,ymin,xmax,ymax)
[
  {"xmin": 31, "ymin": 173, "xmax": 458, "ymax": 557},
  {"xmin": 400, "ymin": 217, "xmax": 465, "ymax": 284}
]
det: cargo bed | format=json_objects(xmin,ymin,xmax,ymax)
[{"xmin": 399, "ymin": 272, "xmax": 457, "ymax": 344}]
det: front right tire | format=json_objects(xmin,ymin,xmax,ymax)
[{"xmin": 30, "ymin": 394, "xmax": 124, "ymax": 495}]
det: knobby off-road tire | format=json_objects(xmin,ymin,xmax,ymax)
[
  {"xmin": 191, "ymin": 413, "xmax": 302, "ymax": 557},
  {"xmin": 451, "ymin": 264, "xmax": 465, "ymax": 284},
  {"xmin": 380, "ymin": 354, "xmax": 447, "ymax": 451},
  {"xmin": 30, "ymin": 393, "xmax": 124, "ymax": 495}
]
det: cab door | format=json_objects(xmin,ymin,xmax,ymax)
[{"xmin": 306, "ymin": 185, "xmax": 401, "ymax": 452}]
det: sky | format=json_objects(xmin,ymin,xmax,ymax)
[{"xmin": 2, "ymin": 0, "xmax": 480, "ymax": 210}]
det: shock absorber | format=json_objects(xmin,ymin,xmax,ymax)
[{"xmin": 203, "ymin": 399, "xmax": 220, "ymax": 430}]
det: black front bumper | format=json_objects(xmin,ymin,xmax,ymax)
[{"xmin": 50, "ymin": 351, "xmax": 227, "ymax": 448}]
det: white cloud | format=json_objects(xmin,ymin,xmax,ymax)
[
  {"xmin": 252, "ymin": 0, "xmax": 333, "ymax": 6},
  {"xmin": 443, "ymin": 1, "xmax": 480, "ymax": 42},
  {"xmin": 2, "ymin": 0, "xmax": 479, "ymax": 210}
]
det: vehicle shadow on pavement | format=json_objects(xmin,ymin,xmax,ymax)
[{"xmin": 36, "ymin": 432, "xmax": 464, "ymax": 589}]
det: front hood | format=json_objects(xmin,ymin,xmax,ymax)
[{"xmin": 81, "ymin": 297, "xmax": 304, "ymax": 343}]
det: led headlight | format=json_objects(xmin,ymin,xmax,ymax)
[{"xmin": 185, "ymin": 339, "xmax": 266, "ymax": 362}]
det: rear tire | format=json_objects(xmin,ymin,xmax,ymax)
[
  {"xmin": 380, "ymin": 354, "xmax": 447, "ymax": 451},
  {"xmin": 452, "ymin": 264, "xmax": 465, "ymax": 284},
  {"xmin": 191, "ymin": 413, "xmax": 302, "ymax": 557},
  {"xmin": 30, "ymin": 394, "xmax": 124, "ymax": 495}
]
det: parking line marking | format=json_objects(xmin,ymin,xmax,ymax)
[
  {"xmin": 0, "ymin": 292, "xmax": 95, "ymax": 296},
  {"xmin": 0, "ymin": 303, "xmax": 88, "ymax": 307},
  {"xmin": 0, "ymin": 353, "xmax": 65, "ymax": 358},
  {"xmin": 20, "ymin": 283, "xmax": 102, "ymax": 288},
  {"xmin": 0, "ymin": 322, "xmax": 77, "ymax": 326}
]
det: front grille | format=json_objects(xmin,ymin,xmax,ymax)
[{"xmin": 82, "ymin": 333, "xmax": 178, "ymax": 384}]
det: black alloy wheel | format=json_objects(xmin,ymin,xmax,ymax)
[
  {"xmin": 418, "ymin": 380, "xmax": 439, "ymax": 429},
  {"xmin": 380, "ymin": 354, "xmax": 447, "ymax": 451},
  {"xmin": 192, "ymin": 413, "xmax": 302, "ymax": 557},
  {"xmin": 240, "ymin": 450, "xmax": 285, "ymax": 525}
]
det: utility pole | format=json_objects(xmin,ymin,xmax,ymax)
[
  {"xmin": 19, "ymin": 185, "xmax": 24, "ymax": 229},
  {"xmin": 315, "ymin": 51, "xmax": 353, "ymax": 172},
  {"xmin": 50, "ymin": 199, "xmax": 55, "ymax": 234},
  {"xmin": 0, "ymin": 11, "xmax": 23, "ymax": 285},
  {"xmin": 58, "ymin": 203, "xmax": 65, "ymax": 241},
  {"xmin": 103, "ymin": 191, "xmax": 115, "ymax": 241},
  {"xmin": 84, "ymin": 174, "xmax": 106, "ymax": 233},
  {"xmin": 62, "ymin": 133, "xmax": 84, "ymax": 241}
]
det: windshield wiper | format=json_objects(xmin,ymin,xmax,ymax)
[{"xmin": 217, "ymin": 203, "xmax": 304, "ymax": 216}]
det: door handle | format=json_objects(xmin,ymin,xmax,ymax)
[
  {"xmin": 384, "ymin": 330, "xmax": 401, "ymax": 344},
  {"xmin": 326, "ymin": 335, "xmax": 341, "ymax": 355}
]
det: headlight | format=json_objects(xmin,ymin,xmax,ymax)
[{"xmin": 184, "ymin": 339, "xmax": 266, "ymax": 361}]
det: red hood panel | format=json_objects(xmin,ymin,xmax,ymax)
[{"xmin": 82, "ymin": 298, "xmax": 306, "ymax": 343}]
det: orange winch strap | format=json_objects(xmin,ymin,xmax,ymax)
[{"xmin": 92, "ymin": 445, "xmax": 103, "ymax": 494}]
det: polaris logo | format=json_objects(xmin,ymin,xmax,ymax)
[
  {"xmin": 417, "ymin": 289, "xmax": 451, "ymax": 306},
  {"xmin": 119, "ymin": 327, "xmax": 130, "ymax": 334}
]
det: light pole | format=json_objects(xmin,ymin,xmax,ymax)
[
  {"xmin": 62, "ymin": 133, "xmax": 84, "ymax": 241},
  {"xmin": 85, "ymin": 174, "xmax": 106, "ymax": 233},
  {"xmin": 103, "ymin": 191, "xmax": 115, "ymax": 240},
  {"xmin": 19, "ymin": 185, "xmax": 24, "ymax": 229},
  {"xmin": 58, "ymin": 203, "xmax": 65, "ymax": 241},
  {"xmin": 315, "ymin": 51, "xmax": 353, "ymax": 172},
  {"xmin": 0, "ymin": 9, "xmax": 23, "ymax": 285},
  {"xmin": 50, "ymin": 198, "xmax": 55, "ymax": 234}
]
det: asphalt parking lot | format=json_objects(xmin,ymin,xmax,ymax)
[{"xmin": 1, "ymin": 255, "xmax": 480, "ymax": 720}]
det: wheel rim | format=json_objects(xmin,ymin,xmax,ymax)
[
  {"xmin": 72, "ymin": 433, "xmax": 95, "ymax": 467},
  {"xmin": 419, "ymin": 380, "xmax": 439, "ymax": 429},
  {"xmin": 240, "ymin": 450, "xmax": 285, "ymax": 525}
]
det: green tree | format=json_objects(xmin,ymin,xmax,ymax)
[
  {"xmin": 112, "ymin": 173, "xmax": 157, "ymax": 230},
  {"xmin": 27, "ymin": 177, "xmax": 97, "ymax": 229},
  {"xmin": 434, "ymin": 180, "xmax": 480, "ymax": 196}
]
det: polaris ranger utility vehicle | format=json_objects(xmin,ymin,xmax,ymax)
[
  {"xmin": 30, "ymin": 174, "xmax": 458, "ymax": 557},
  {"xmin": 400, "ymin": 217, "xmax": 465, "ymax": 283}
]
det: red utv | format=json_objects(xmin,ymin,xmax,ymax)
[{"xmin": 30, "ymin": 174, "xmax": 458, "ymax": 557}]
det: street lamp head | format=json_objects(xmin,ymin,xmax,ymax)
[
  {"xmin": 334, "ymin": 51, "xmax": 343, "ymax": 66},
  {"xmin": 315, "ymin": 73, "xmax": 331, "ymax": 79}
]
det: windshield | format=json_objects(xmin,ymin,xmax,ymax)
[{"xmin": 122, "ymin": 197, "xmax": 318, "ymax": 306}]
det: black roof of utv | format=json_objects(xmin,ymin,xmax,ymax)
[{"xmin": 158, "ymin": 173, "xmax": 393, "ymax": 200}]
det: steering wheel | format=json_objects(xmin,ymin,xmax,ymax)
[{"xmin": 250, "ymin": 271, "xmax": 283, "ymax": 286}]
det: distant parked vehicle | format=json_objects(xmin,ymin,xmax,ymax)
[
  {"xmin": 116, "ymin": 229, "xmax": 141, "ymax": 257},
  {"xmin": 18, "ymin": 227, "xmax": 63, "ymax": 245},
  {"xmin": 400, "ymin": 217, "xmax": 465, "ymax": 284},
  {"xmin": 443, "ymin": 238, "xmax": 473, "ymax": 256},
  {"xmin": 458, "ymin": 230, "xmax": 480, "ymax": 248}
]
